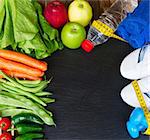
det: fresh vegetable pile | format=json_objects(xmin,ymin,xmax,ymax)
[
  {"xmin": 0, "ymin": 70, "xmax": 55, "ymax": 139},
  {"xmin": 0, "ymin": 50, "xmax": 47, "ymax": 80},
  {"xmin": 0, "ymin": 115, "xmax": 45, "ymax": 140},
  {"xmin": 0, "ymin": 0, "xmax": 63, "ymax": 59},
  {"xmin": 0, "ymin": 41, "xmax": 55, "ymax": 140},
  {"xmin": 0, "ymin": 0, "xmax": 94, "ymax": 139}
]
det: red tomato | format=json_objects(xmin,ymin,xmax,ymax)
[
  {"xmin": 44, "ymin": 0, "xmax": 68, "ymax": 28},
  {"xmin": 0, "ymin": 132, "xmax": 12, "ymax": 140},
  {"xmin": 0, "ymin": 118, "xmax": 11, "ymax": 131}
]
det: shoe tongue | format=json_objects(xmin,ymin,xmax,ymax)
[{"xmin": 138, "ymin": 44, "xmax": 150, "ymax": 63}]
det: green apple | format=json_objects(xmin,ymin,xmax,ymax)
[
  {"xmin": 61, "ymin": 22, "xmax": 86, "ymax": 49},
  {"xmin": 68, "ymin": 0, "xmax": 93, "ymax": 27}
]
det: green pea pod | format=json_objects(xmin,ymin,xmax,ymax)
[
  {"xmin": 40, "ymin": 97, "xmax": 55, "ymax": 104},
  {"xmin": 15, "ymin": 133, "xmax": 44, "ymax": 140},
  {"xmin": 15, "ymin": 123, "xmax": 43, "ymax": 135},
  {"xmin": 12, "ymin": 113, "xmax": 44, "ymax": 125}
]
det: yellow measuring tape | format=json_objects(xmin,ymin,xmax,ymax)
[
  {"xmin": 132, "ymin": 80, "xmax": 150, "ymax": 135},
  {"xmin": 92, "ymin": 20, "xmax": 126, "ymax": 42}
]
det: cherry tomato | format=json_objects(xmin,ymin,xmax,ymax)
[
  {"xmin": 0, "ymin": 118, "xmax": 11, "ymax": 131},
  {"xmin": 0, "ymin": 132, "xmax": 12, "ymax": 140}
]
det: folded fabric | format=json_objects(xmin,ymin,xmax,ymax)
[{"xmin": 116, "ymin": 0, "xmax": 150, "ymax": 49}]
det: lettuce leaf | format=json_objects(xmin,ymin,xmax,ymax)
[
  {"xmin": 0, "ymin": 0, "xmax": 14, "ymax": 48},
  {"xmin": 18, "ymin": 34, "xmax": 50, "ymax": 59},
  {"xmin": 0, "ymin": 0, "xmax": 5, "ymax": 33},
  {"xmin": 33, "ymin": 1, "xmax": 63, "ymax": 54},
  {"xmin": 8, "ymin": 0, "xmax": 39, "ymax": 42},
  {"xmin": 0, "ymin": 0, "xmax": 63, "ymax": 59}
]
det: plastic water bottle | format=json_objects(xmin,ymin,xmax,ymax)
[{"xmin": 81, "ymin": 0, "xmax": 138, "ymax": 52}]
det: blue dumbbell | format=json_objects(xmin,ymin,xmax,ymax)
[{"xmin": 126, "ymin": 108, "xmax": 148, "ymax": 138}]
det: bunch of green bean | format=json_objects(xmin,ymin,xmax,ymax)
[{"xmin": 0, "ymin": 71, "xmax": 55, "ymax": 126}]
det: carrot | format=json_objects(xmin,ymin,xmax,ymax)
[
  {"xmin": 0, "ymin": 57, "xmax": 44, "ymax": 77},
  {"xmin": 0, "ymin": 50, "xmax": 47, "ymax": 71},
  {"xmin": 0, "ymin": 74, "xmax": 2, "ymax": 78},
  {"xmin": 2, "ymin": 69, "xmax": 42, "ymax": 80}
]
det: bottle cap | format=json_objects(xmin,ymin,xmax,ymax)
[{"xmin": 81, "ymin": 40, "xmax": 94, "ymax": 53}]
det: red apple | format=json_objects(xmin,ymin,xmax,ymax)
[{"xmin": 44, "ymin": 0, "xmax": 68, "ymax": 29}]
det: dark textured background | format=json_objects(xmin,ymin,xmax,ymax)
[{"xmin": 44, "ymin": 38, "xmax": 149, "ymax": 140}]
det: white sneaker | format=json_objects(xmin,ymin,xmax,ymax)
[
  {"xmin": 120, "ymin": 77, "xmax": 150, "ymax": 109},
  {"xmin": 120, "ymin": 44, "xmax": 150, "ymax": 80}
]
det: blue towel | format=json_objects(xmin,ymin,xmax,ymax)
[{"xmin": 116, "ymin": 0, "xmax": 150, "ymax": 49}]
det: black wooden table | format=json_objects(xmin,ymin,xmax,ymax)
[{"xmin": 44, "ymin": 38, "xmax": 149, "ymax": 140}]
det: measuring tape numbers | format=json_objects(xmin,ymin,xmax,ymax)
[
  {"xmin": 132, "ymin": 80, "xmax": 150, "ymax": 135},
  {"xmin": 92, "ymin": 20, "xmax": 126, "ymax": 42}
]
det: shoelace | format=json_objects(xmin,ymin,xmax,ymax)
[
  {"xmin": 144, "ymin": 93, "xmax": 150, "ymax": 101},
  {"xmin": 138, "ymin": 45, "xmax": 148, "ymax": 63}
]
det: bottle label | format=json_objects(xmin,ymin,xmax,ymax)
[{"xmin": 92, "ymin": 20, "xmax": 126, "ymax": 42}]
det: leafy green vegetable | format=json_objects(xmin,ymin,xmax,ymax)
[
  {"xmin": 8, "ymin": 0, "xmax": 39, "ymax": 42},
  {"xmin": 0, "ymin": 0, "xmax": 14, "ymax": 48},
  {"xmin": 0, "ymin": 0, "xmax": 5, "ymax": 33},
  {"xmin": 0, "ymin": 71, "xmax": 55, "ymax": 126},
  {"xmin": 34, "ymin": 1, "xmax": 63, "ymax": 56},
  {"xmin": 0, "ymin": 0, "xmax": 63, "ymax": 59}
]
